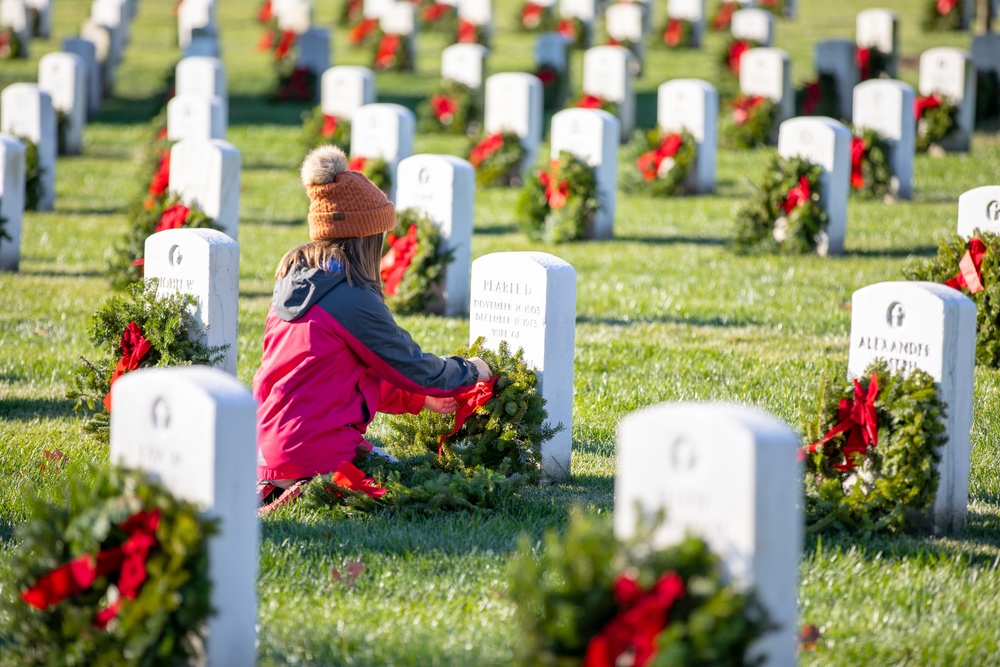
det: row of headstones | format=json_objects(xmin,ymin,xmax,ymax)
[{"xmin": 0, "ymin": 0, "xmax": 51, "ymax": 56}]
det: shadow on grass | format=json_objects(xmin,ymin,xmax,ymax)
[
  {"xmin": 473, "ymin": 223, "xmax": 520, "ymax": 235},
  {"xmin": 577, "ymin": 313, "xmax": 759, "ymax": 328},
  {"xmin": 241, "ymin": 216, "xmax": 304, "ymax": 227},
  {"xmin": 614, "ymin": 233, "xmax": 728, "ymax": 246},
  {"xmin": 374, "ymin": 93, "xmax": 424, "ymax": 115},
  {"xmin": 93, "ymin": 93, "xmax": 168, "ymax": 126},
  {"xmin": 18, "ymin": 266, "xmax": 106, "ymax": 279},
  {"xmin": 229, "ymin": 94, "xmax": 312, "ymax": 126},
  {"xmin": 0, "ymin": 397, "xmax": 78, "ymax": 421},
  {"xmin": 0, "ymin": 517, "xmax": 13, "ymax": 544},
  {"xmin": 847, "ymin": 245, "xmax": 938, "ymax": 259}
]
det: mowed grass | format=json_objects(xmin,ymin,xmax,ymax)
[{"xmin": 2, "ymin": 0, "xmax": 1000, "ymax": 664}]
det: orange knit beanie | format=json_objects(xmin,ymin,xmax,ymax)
[{"xmin": 300, "ymin": 145, "xmax": 396, "ymax": 240}]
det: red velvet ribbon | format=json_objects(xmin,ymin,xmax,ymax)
[
  {"xmin": 915, "ymin": 94, "xmax": 941, "ymax": 120},
  {"xmin": 535, "ymin": 65, "xmax": 558, "ymax": 86},
  {"xmin": 469, "ymin": 133, "xmax": 504, "ymax": 167},
  {"xmin": 557, "ymin": 18, "xmax": 576, "ymax": 41},
  {"xmin": 801, "ymin": 80, "xmax": 821, "ymax": 115},
  {"xmin": 438, "ymin": 376, "xmax": 498, "ymax": 454},
  {"xmin": 431, "ymin": 93, "xmax": 458, "ymax": 124},
  {"xmin": 102, "ymin": 322, "xmax": 153, "ymax": 413},
  {"xmin": 711, "ymin": 1, "xmax": 737, "ymax": 30},
  {"xmin": 348, "ymin": 18, "xmax": 378, "ymax": 45},
  {"xmin": 944, "ymin": 237, "xmax": 987, "ymax": 294},
  {"xmin": 636, "ymin": 133, "xmax": 683, "ymax": 182},
  {"xmin": 321, "ymin": 114, "xmax": 339, "ymax": 137},
  {"xmin": 856, "ymin": 47, "xmax": 872, "ymax": 81},
  {"xmin": 379, "ymin": 224, "xmax": 419, "ymax": 296},
  {"xmin": 332, "ymin": 461, "xmax": 388, "ymax": 499},
  {"xmin": 801, "ymin": 372, "xmax": 879, "ymax": 472},
  {"xmin": 375, "ymin": 34, "xmax": 401, "ymax": 70},
  {"xmin": 663, "ymin": 19, "xmax": 683, "ymax": 46},
  {"xmin": 850, "ymin": 136, "xmax": 866, "ymax": 190},
  {"xmin": 457, "ymin": 18, "xmax": 478, "ymax": 43},
  {"xmin": 146, "ymin": 150, "xmax": 171, "ymax": 208},
  {"xmin": 256, "ymin": 0, "xmax": 273, "ymax": 23},
  {"xmin": 577, "ymin": 94, "xmax": 605, "ymax": 109},
  {"xmin": 937, "ymin": 0, "xmax": 958, "ymax": 15},
  {"xmin": 782, "ymin": 176, "xmax": 812, "ymax": 215},
  {"xmin": 727, "ymin": 40, "xmax": 751, "ymax": 76},
  {"xmin": 276, "ymin": 66, "xmax": 313, "ymax": 102},
  {"xmin": 539, "ymin": 161, "xmax": 570, "ymax": 209},
  {"xmin": 583, "ymin": 572, "xmax": 686, "ymax": 667},
  {"xmin": 274, "ymin": 30, "xmax": 297, "ymax": 61},
  {"xmin": 521, "ymin": 2, "xmax": 544, "ymax": 28},
  {"xmin": 731, "ymin": 94, "xmax": 764, "ymax": 126},
  {"xmin": 155, "ymin": 203, "xmax": 190, "ymax": 234},
  {"xmin": 22, "ymin": 509, "xmax": 160, "ymax": 628}
]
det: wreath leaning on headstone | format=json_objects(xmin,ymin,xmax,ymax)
[
  {"xmin": 15, "ymin": 135, "xmax": 44, "ymax": 211},
  {"xmin": 800, "ymin": 361, "xmax": 948, "ymax": 535},
  {"xmin": 301, "ymin": 106, "xmax": 351, "ymax": 153},
  {"xmin": 517, "ymin": 0, "xmax": 555, "ymax": 31},
  {"xmin": 0, "ymin": 25, "xmax": 22, "ymax": 59},
  {"xmin": 67, "ymin": 280, "xmax": 226, "ymax": 440},
  {"xmin": 2, "ymin": 466, "xmax": 217, "ymax": 666},
  {"xmin": 373, "ymin": 29, "xmax": 413, "ymax": 72},
  {"xmin": 720, "ymin": 38, "xmax": 761, "ymax": 79},
  {"xmin": 508, "ymin": 508, "xmax": 772, "ymax": 667},
  {"xmin": 721, "ymin": 95, "xmax": 778, "ymax": 149},
  {"xmin": 380, "ymin": 207, "xmax": 454, "ymax": 315},
  {"xmin": 418, "ymin": 0, "xmax": 457, "ymax": 33},
  {"xmin": 904, "ymin": 230, "xmax": 1000, "ymax": 368},
  {"xmin": 417, "ymin": 79, "xmax": 480, "ymax": 135},
  {"xmin": 556, "ymin": 16, "xmax": 588, "ymax": 49},
  {"xmin": 570, "ymin": 93, "xmax": 619, "ymax": 116},
  {"xmin": 622, "ymin": 128, "xmax": 697, "ymax": 197},
  {"xmin": 468, "ymin": 130, "xmax": 526, "ymax": 187},
  {"xmin": 517, "ymin": 150, "xmax": 601, "ymax": 243},
  {"xmin": 922, "ymin": 0, "xmax": 964, "ymax": 31},
  {"xmin": 795, "ymin": 72, "xmax": 840, "ymax": 118},
  {"xmin": 857, "ymin": 46, "xmax": 891, "ymax": 82},
  {"xmin": 849, "ymin": 127, "xmax": 892, "ymax": 200},
  {"xmin": 660, "ymin": 17, "xmax": 695, "ymax": 48},
  {"xmin": 915, "ymin": 94, "xmax": 959, "ymax": 153},
  {"xmin": 733, "ymin": 154, "xmax": 829, "ymax": 254},
  {"xmin": 455, "ymin": 17, "xmax": 488, "ymax": 46},
  {"xmin": 348, "ymin": 155, "xmax": 392, "ymax": 193},
  {"xmin": 710, "ymin": 0, "xmax": 739, "ymax": 31},
  {"xmin": 758, "ymin": 0, "xmax": 788, "ymax": 17}
]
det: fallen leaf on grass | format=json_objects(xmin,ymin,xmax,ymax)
[{"xmin": 797, "ymin": 623, "xmax": 821, "ymax": 650}]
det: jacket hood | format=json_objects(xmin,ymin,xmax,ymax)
[{"xmin": 271, "ymin": 264, "xmax": 347, "ymax": 321}]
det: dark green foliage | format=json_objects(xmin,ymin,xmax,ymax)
[
  {"xmin": 66, "ymin": 281, "xmax": 227, "ymax": 438},
  {"xmin": 759, "ymin": 0, "xmax": 787, "ymax": 16},
  {"xmin": 721, "ymin": 97, "xmax": 778, "ymax": 149},
  {"xmin": 733, "ymin": 155, "xmax": 829, "ymax": 254},
  {"xmin": 372, "ymin": 29, "xmax": 413, "ymax": 72},
  {"xmin": 975, "ymin": 69, "xmax": 1000, "ymax": 126},
  {"xmin": 301, "ymin": 106, "xmax": 351, "ymax": 153},
  {"xmin": 0, "ymin": 198, "xmax": 8, "ymax": 247},
  {"xmin": 0, "ymin": 26, "xmax": 23, "ymax": 59},
  {"xmin": 353, "ymin": 155, "xmax": 392, "ymax": 193},
  {"xmin": 860, "ymin": 47, "xmax": 892, "ymax": 81},
  {"xmin": 516, "ymin": 1, "xmax": 556, "ymax": 32},
  {"xmin": 659, "ymin": 18, "xmax": 695, "ymax": 48},
  {"xmin": 387, "ymin": 339, "xmax": 556, "ymax": 478},
  {"xmin": 851, "ymin": 128, "xmax": 892, "ymax": 200},
  {"xmin": 0, "ymin": 466, "xmax": 217, "ymax": 666},
  {"xmin": 382, "ymin": 208, "xmax": 454, "ymax": 315},
  {"xmin": 508, "ymin": 508, "xmax": 771, "ymax": 666},
  {"xmin": 922, "ymin": 0, "xmax": 965, "ymax": 31},
  {"xmin": 469, "ymin": 130, "xmax": 526, "ymax": 187},
  {"xmin": 558, "ymin": 17, "xmax": 588, "ymax": 49},
  {"xmin": 622, "ymin": 128, "xmax": 698, "ymax": 197},
  {"xmin": 904, "ymin": 231, "xmax": 1000, "ymax": 368},
  {"xmin": 15, "ymin": 135, "xmax": 43, "ymax": 211},
  {"xmin": 55, "ymin": 110, "xmax": 70, "ymax": 155},
  {"xmin": 417, "ymin": 79, "xmax": 480, "ymax": 135},
  {"xmin": 916, "ymin": 97, "xmax": 959, "ymax": 153},
  {"xmin": 568, "ymin": 94, "xmax": 619, "ymax": 116},
  {"xmin": 517, "ymin": 150, "xmax": 601, "ymax": 243},
  {"xmin": 795, "ymin": 73, "xmax": 840, "ymax": 119},
  {"xmin": 801, "ymin": 361, "xmax": 947, "ymax": 535}
]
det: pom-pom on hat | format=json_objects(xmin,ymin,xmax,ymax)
[{"xmin": 301, "ymin": 145, "xmax": 396, "ymax": 240}]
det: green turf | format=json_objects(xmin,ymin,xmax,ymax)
[{"xmin": 2, "ymin": 0, "xmax": 1000, "ymax": 664}]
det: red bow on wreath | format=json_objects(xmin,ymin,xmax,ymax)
[
  {"xmin": 257, "ymin": 28, "xmax": 275, "ymax": 52},
  {"xmin": 577, "ymin": 94, "xmax": 605, "ymax": 109},
  {"xmin": 431, "ymin": 93, "xmax": 458, "ymax": 124},
  {"xmin": 22, "ymin": 509, "xmax": 161, "ymax": 628},
  {"xmin": 521, "ymin": 2, "xmax": 544, "ymax": 29},
  {"xmin": 663, "ymin": 19, "xmax": 684, "ymax": 47},
  {"xmin": 380, "ymin": 224, "xmax": 419, "ymax": 296},
  {"xmin": 557, "ymin": 18, "xmax": 577, "ymax": 40},
  {"xmin": 349, "ymin": 18, "xmax": 378, "ymax": 45},
  {"xmin": 375, "ymin": 34, "xmax": 400, "ymax": 70},
  {"xmin": 469, "ymin": 133, "xmax": 504, "ymax": 167},
  {"xmin": 539, "ymin": 161, "xmax": 570, "ymax": 209},
  {"xmin": 276, "ymin": 66, "xmax": 314, "ymax": 102},
  {"xmin": 937, "ymin": 0, "xmax": 958, "ymax": 15},
  {"xmin": 457, "ymin": 18, "xmax": 478, "ymax": 43},
  {"xmin": 732, "ymin": 95, "xmax": 764, "ymax": 126},
  {"xmin": 438, "ymin": 376, "xmax": 499, "ymax": 454},
  {"xmin": 535, "ymin": 66, "xmax": 557, "ymax": 86},
  {"xmin": 321, "ymin": 114, "xmax": 339, "ymax": 137},
  {"xmin": 727, "ymin": 40, "xmax": 751, "ymax": 76},
  {"xmin": 146, "ymin": 151, "xmax": 171, "ymax": 209},
  {"xmin": 782, "ymin": 176, "xmax": 812, "ymax": 215},
  {"xmin": 856, "ymin": 47, "xmax": 872, "ymax": 81},
  {"xmin": 349, "ymin": 155, "xmax": 368, "ymax": 172},
  {"xmin": 800, "ymin": 372, "xmax": 879, "ymax": 472},
  {"xmin": 944, "ymin": 237, "xmax": 987, "ymax": 294},
  {"xmin": 274, "ymin": 30, "xmax": 297, "ymax": 61},
  {"xmin": 422, "ymin": 3, "xmax": 450, "ymax": 22},
  {"xmin": 850, "ymin": 136, "xmax": 866, "ymax": 190},
  {"xmin": 636, "ymin": 133, "xmax": 683, "ymax": 182},
  {"xmin": 801, "ymin": 80, "xmax": 821, "ymax": 115},
  {"xmin": 257, "ymin": 0, "xmax": 273, "ymax": 23},
  {"xmin": 155, "ymin": 203, "xmax": 191, "ymax": 234},
  {"xmin": 583, "ymin": 572, "xmax": 686, "ymax": 667},
  {"xmin": 914, "ymin": 94, "xmax": 941, "ymax": 120},
  {"xmin": 103, "ymin": 322, "xmax": 153, "ymax": 412},
  {"xmin": 711, "ymin": 2, "xmax": 737, "ymax": 30},
  {"xmin": 331, "ymin": 461, "xmax": 388, "ymax": 499}
]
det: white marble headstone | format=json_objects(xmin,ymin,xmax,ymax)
[
  {"xmin": 25, "ymin": 0, "xmax": 50, "ymax": 38},
  {"xmin": 176, "ymin": 56, "xmax": 228, "ymax": 128},
  {"xmin": 296, "ymin": 28, "xmax": 331, "ymax": 78},
  {"xmin": 657, "ymin": 79, "xmax": 718, "ymax": 194},
  {"xmin": 110, "ymin": 366, "xmax": 258, "ymax": 667},
  {"xmin": 468, "ymin": 252, "xmax": 576, "ymax": 481},
  {"xmin": 0, "ymin": 135, "xmax": 25, "ymax": 271},
  {"xmin": 855, "ymin": 8, "xmax": 897, "ymax": 77},
  {"xmin": 166, "ymin": 94, "xmax": 226, "ymax": 142},
  {"xmin": 776, "ymin": 117, "xmax": 851, "ymax": 256},
  {"xmin": 362, "ymin": 0, "xmax": 393, "ymax": 19},
  {"xmin": 275, "ymin": 0, "xmax": 312, "ymax": 34},
  {"xmin": 852, "ymin": 79, "xmax": 915, "ymax": 200},
  {"xmin": 458, "ymin": 0, "xmax": 491, "ymax": 29},
  {"xmin": 80, "ymin": 21, "xmax": 116, "ymax": 91},
  {"xmin": 168, "ymin": 139, "xmax": 242, "ymax": 242},
  {"xmin": 559, "ymin": 0, "xmax": 595, "ymax": 21},
  {"xmin": 740, "ymin": 47, "xmax": 793, "ymax": 127},
  {"xmin": 615, "ymin": 402, "xmax": 801, "ymax": 667},
  {"xmin": 848, "ymin": 282, "xmax": 975, "ymax": 534},
  {"xmin": 395, "ymin": 155, "xmax": 475, "ymax": 317},
  {"xmin": 90, "ymin": 0, "xmax": 128, "ymax": 56},
  {"xmin": 177, "ymin": 0, "xmax": 216, "ymax": 49},
  {"xmin": 380, "ymin": 1, "xmax": 415, "ymax": 34},
  {"xmin": 62, "ymin": 38, "xmax": 102, "ymax": 117},
  {"xmin": 535, "ymin": 32, "xmax": 569, "ymax": 71},
  {"xmin": 605, "ymin": 2, "xmax": 643, "ymax": 42},
  {"xmin": 957, "ymin": 186, "xmax": 1000, "ymax": 239},
  {"xmin": 38, "ymin": 52, "xmax": 88, "ymax": 156},
  {"xmin": 582, "ymin": 45, "xmax": 635, "ymax": 141},
  {"xmin": 441, "ymin": 43, "xmax": 488, "ymax": 90},
  {"xmin": 144, "ymin": 229, "xmax": 240, "ymax": 376},
  {"xmin": 350, "ymin": 103, "xmax": 416, "ymax": 201},
  {"xmin": 321, "ymin": 66, "xmax": 376, "ymax": 121},
  {"xmin": 0, "ymin": 0, "xmax": 31, "ymax": 57},
  {"xmin": 815, "ymin": 39, "xmax": 858, "ymax": 121},
  {"xmin": 919, "ymin": 47, "xmax": 976, "ymax": 153},
  {"xmin": 731, "ymin": 8, "xmax": 772, "ymax": 46},
  {"xmin": 549, "ymin": 108, "xmax": 619, "ymax": 239},
  {"xmin": 666, "ymin": 0, "xmax": 705, "ymax": 46},
  {"xmin": 0, "ymin": 84, "xmax": 56, "ymax": 211},
  {"xmin": 484, "ymin": 73, "xmax": 544, "ymax": 176}
]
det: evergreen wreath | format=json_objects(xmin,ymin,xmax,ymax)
[
  {"xmin": 518, "ymin": 1, "xmax": 555, "ymax": 32},
  {"xmin": 733, "ymin": 154, "xmax": 830, "ymax": 254},
  {"xmin": 536, "ymin": 63, "xmax": 568, "ymax": 111},
  {"xmin": 801, "ymin": 361, "xmax": 948, "ymax": 535},
  {"xmin": 517, "ymin": 151, "xmax": 601, "ymax": 243},
  {"xmin": 373, "ymin": 30, "xmax": 413, "ymax": 72},
  {"xmin": 570, "ymin": 93, "xmax": 619, "ymax": 116},
  {"xmin": 757, "ymin": 0, "xmax": 788, "ymax": 17},
  {"xmin": 975, "ymin": 69, "xmax": 1000, "ymax": 126},
  {"xmin": 55, "ymin": 110, "xmax": 71, "ymax": 155},
  {"xmin": 857, "ymin": 46, "xmax": 891, "ymax": 82},
  {"xmin": 922, "ymin": 0, "xmax": 964, "ymax": 31},
  {"xmin": 301, "ymin": 106, "xmax": 351, "ymax": 153},
  {"xmin": 660, "ymin": 17, "xmax": 695, "ymax": 48},
  {"xmin": 348, "ymin": 155, "xmax": 391, "ymax": 193},
  {"xmin": 795, "ymin": 72, "xmax": 840, "ymax": 118},
  {"xmin": 721, "ymin": 95, "xmax": 778, "ymax": 149},
  {"xmin": 417, "ymin": 79, "xmax": 479, "ymax": 135},
  {"xmin": 109, "ymin": 194, "xmax": 218, "ymax": 289},
  {"xmin": 623, "ymin": 128, "xmax": 698, "ymax": 197},
  {"xmin": 468, "ymin": 130, "xmax": 526, "ymax": 187},
  {"xmin": 274, "ymin": 66, "xmax": 318, "ymax": 103},
  {"xmin": 556, "ymin": 16, "xmax": 588, "ymax": 49},
  {"xmin": 418, "ymin": 0, "xmax": 457, "ymax": 33},
  {"xmin": 903, "ymin": 231, "xmax": 1000, "ymax": 368},
  {"xmin": 2, "ymin": 466, "xmax": 218, "ymax": 666},
  {"xmin": 66, "ymin": 280, "xmax": 226, "ymax": 439},
  {"xmin": 338, "ymin": 0, "xmax": 363, "ymax": 26},
  {"xmin": 0, "ymin": 25, "xmax": 22, "ymax": 59},
  {"xmin": 508, "ymin": 508, "xmax": 772, "ymax": 666},
  {"xmin": 347, "ymin": 17, "xmax": 380, "ymax": 47},
  {"xmin": 849, "ymin": 128, "xmax": 892, "ymax": 200},
  {"xmin": 915, "ymin": 94, "xmax": 959, "ymax": 153},
  {"xmin": 720, "ymin": 38, "xmax": 760, "ymax": 79},
  {"xmin": 16, "ymin": 135, "xmax": 44, "ymax": 211},
  {"xmin": 257, "ymin": 0, "xmax": 275, "ymax": 24},
  {"xmin": 455, "ymin": 18, "xmax": 489, "ymax": 47},
  {"xmin": 380, "ymin": 207, "xmax": 454, "ymax": 315},
  {"xmin": 710, "ymin": 0, "xmax": 739, "ymax": 31}
]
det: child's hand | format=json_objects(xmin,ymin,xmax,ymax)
[
  {"xmin": 469, "ymin": 357, "xmax": 492, "ymax": 381},
  {"xmin": 425, "ymin": 396, "xmax": 458, "ymax": 414}
]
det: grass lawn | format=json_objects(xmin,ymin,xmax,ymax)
[{"xmin": 2, "ymin": 0, "xmax": 1000, "ymax": 664}]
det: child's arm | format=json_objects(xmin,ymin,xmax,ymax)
[{"xmin": 377, "ymin": 381, "xmax": 425, "ymax": 415}]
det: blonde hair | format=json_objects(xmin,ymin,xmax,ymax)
[{"xmin": 275, "ymin": 234, "xmax": 385, "ymax": 298}]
